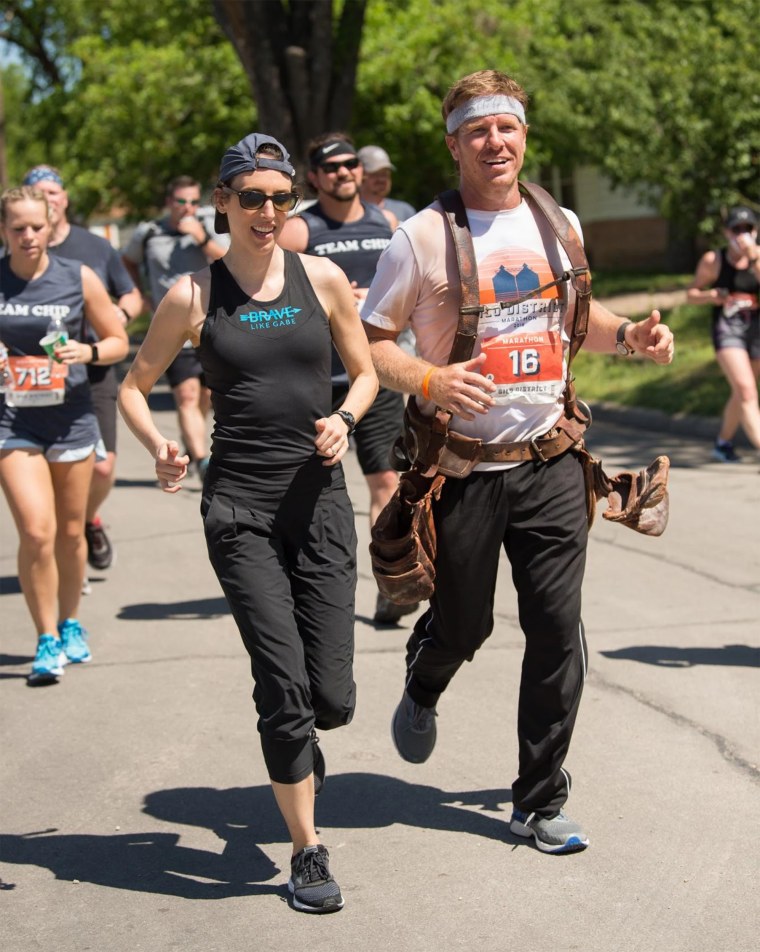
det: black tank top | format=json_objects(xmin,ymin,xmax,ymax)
[
  {"xmin": 712, "ymin": 249, "xmax": 759, "ymax": 321},
  {"xmin": 199, "ymin": 252, "xmax": 332, "ymax": 477}
]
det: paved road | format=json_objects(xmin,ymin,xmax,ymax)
[{"xmin": 1, "ymin": 389, "xmax": 758, "ymax": 952}]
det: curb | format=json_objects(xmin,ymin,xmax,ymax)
[{"xmin": 589, "ymin": 401, "xmax": 722, "ymax": 443}]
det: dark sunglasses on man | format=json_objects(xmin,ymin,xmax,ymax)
[
  {"xmin": 174, "ymin": 197, "xmax": 201, "ymax": 206},
  {"xmin": 730, "ymin": 224, "xmax": 755, "ymax": 235},
  {"xmin": 220, "ymin": 185, "xmax": 300, "ymax": 212},
  {"xmin": 319, "ymin": 157, "xmax": 360, "ymax": 174}
]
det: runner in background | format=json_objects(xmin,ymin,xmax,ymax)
[
  {"xmin": 21, "ymin": 165, "xmax": 142, "ymax": 577},
  {"xmin": 0, "ymin": 185, "xmax": 128, "ymax": 684},
  {"xmin": 122, "ymin": 176, "xmax": 227, "ymax": 480},
  {"xmin": 280, "ymin": 133, "xmax": 418, "ymax": 626},
  {"xmin": 687, "ymin": 206, "xmax": 760, "ymax": 463}
]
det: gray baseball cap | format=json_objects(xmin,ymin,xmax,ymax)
[{"xmin": 357, "ymin": 145, "xmax": 396, "ymax": 173}]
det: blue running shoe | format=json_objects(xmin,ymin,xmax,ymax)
[
  {"xmin": 510, "ymin": 809, "xmax": 589, "ymax": 854},
  {"xmin": 58, "ymin": 619, "xmax": 92, "ymax": 664},
  {"xmin": 28, "ymin": 634, "xmax": 65, "ymax": 685}
]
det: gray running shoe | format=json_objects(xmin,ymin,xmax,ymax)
[
  {"xmin": 510, "ymin": 809, "xmax": 589, "ymax": 854},
  {"xmin": 288, "ymin": 845, "xmax": 344, "ymax": 913},
  {"xmin": 373, "ymin": 594, "xmax": 420, "ymax": 625},
  {"xmin": 391, "ymin": 690, "xmax": 437, "ymax": 763}
]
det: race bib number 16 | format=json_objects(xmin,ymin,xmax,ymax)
[{"xmin": 480, "ymin": 330, "xmax": 564, "ymax": 404}]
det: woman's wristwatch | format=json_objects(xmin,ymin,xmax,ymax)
[{"xmin": 332, "ymin": 409, "xmax": 356, "ymax": 434}]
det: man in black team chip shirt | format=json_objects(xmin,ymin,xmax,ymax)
[{"xmin": 279, "ymin": 133, "xmax": 418, "ymax": 625}]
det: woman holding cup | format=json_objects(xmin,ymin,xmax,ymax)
[{"xmin": 0, "ymin": 185, "xmax": 128, "ymax": 684}]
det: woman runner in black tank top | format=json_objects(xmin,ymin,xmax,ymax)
[
  {"xmin": 687, "ymin": 206, "xmax": 760, "ymax": 460},
  {"xmin": 118, "ymin": 133, "xmax": 377, "ymax": 914}
]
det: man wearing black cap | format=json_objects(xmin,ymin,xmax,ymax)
[
  {"xmin": 122, "ymin": 176, "xmax": 227, "ymax": 480},
  {"xmin": 687, "ymin": 205, "xmax": 760, "ymax": 461},
  {"xmin": 280, "ymin": 132, "xmax": 418, "ymax": 626},
  {"xmin": 22, "ymin": 165, "xmax": 143, "ymax": 577}
]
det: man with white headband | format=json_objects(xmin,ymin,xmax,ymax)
[{"xmin": 363, "ymin": 70, "xmax": 674, "ymax": 855}]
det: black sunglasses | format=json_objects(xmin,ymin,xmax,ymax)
[
  {"xmin": 221, "ymin": 186, "xmax": 300, "ymax": 212},
  {"xmin": 730, "ymin": 224, "xmax": 755, "ymax": 234},
  {"xmin": 319, "ymin": 157, "xmax": 360, "ymax": 174}
]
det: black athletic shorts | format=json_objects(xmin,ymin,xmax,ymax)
[
  {"xmin": 166, "ymin": 346, "xmax": 205, "ymax": 389},
  {"xmin": 332, "ymin": 383, "xmax": 404, "ymax": 475},
  {"xmin": 87, "ymin": 365, "xmax": 118, "ymax": 454}
]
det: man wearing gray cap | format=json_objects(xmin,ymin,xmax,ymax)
[{"xmin": 358, "ymin": 145, "xmax": 416, "ymax": 222}]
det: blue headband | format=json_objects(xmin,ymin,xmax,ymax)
[{"xmin": 22, "ymin": 167, "xmax": 64, "ymax": 188}]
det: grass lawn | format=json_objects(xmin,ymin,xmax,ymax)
[{"xmin": 573, "ymin": 300, "xmax": 727, "ymax": 419}]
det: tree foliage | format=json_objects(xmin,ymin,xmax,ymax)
[
  {"xmin": 1, "ymin": 0, "xmax": 250, "ymax": 217},
  {"xmin": 1, "ymin": 0, "xmax": 757, "ymax": 239}
]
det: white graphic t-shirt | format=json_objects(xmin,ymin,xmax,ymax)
[{"xmin": 361, "ymin": 197, "xmax": 583, "ymax": 470}]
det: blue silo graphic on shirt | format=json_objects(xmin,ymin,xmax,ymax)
[
  {"xmin": 493, "ymin": 265, "xmax": 518, "ymax": 298},
  {"xmin": 516, "ymin": 263, "xmax": 540, "ymax": 294}
]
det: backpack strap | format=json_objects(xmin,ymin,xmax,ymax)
[{"xmin": 438, "ymin": 189, "xmax": 482, "ymax": 365}]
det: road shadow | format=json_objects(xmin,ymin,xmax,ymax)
[
  {"xmin": 113, "ymin": 477, "xmax": 162, "ymax": 489},
  {"xmin": 117, "ymin": 596, "xmax": 230, "ymax": 622},
  {"xmin": 600, "ymin": 643, "xmax": 759, "ymax": 668},
  {"xmin": 0, "ymin": 774, "xmax": 519, "ymax": 898},
  {"xmin": 0, "ymin": 576, "xmax": 22, "ymax": 596}
]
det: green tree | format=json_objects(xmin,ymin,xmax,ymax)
[
  {"xmin": 2, "ymin": 0, "xmax": 757, "ymax": 241},
  {"xmin": 1, "ymin": 0, "xmax": 250, "ymax": 217}
]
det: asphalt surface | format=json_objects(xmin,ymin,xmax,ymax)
[{"xmin": 1, "ymin": 383, "xmax": 758, "ymax": 952}]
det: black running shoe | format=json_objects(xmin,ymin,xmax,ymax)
[
  {"xmin": 288, "ymin": 845, "xmax": 344, "ymax": 913},
  {"xmin": 311, "ymin": 729, "xmax": 325, "ymax": 796},
  {"xmin": 85, "ymin": 518, "xmax": 114, "ymax": 570}
]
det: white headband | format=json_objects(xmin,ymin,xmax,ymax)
[{"xmin": 445, "ymin": 95, "xmax": 526, "ymax": 133}]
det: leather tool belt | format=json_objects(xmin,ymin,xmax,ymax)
[{"xmin": 395, "ymin": 396, "xmax": 589, "ymax": 479}]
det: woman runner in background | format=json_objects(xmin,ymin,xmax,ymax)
[{"xmin": 0, "ymin": 186, "xmax": 128, "ymax": 684}]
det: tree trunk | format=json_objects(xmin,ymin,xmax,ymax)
[{"xmin": 212, "ymin": 0, "xmax": 367, "ymax": 177}]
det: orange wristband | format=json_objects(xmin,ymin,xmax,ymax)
[{"xmin": 421, "ymin": 366, "xmax": 436, "ymax": 400}]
